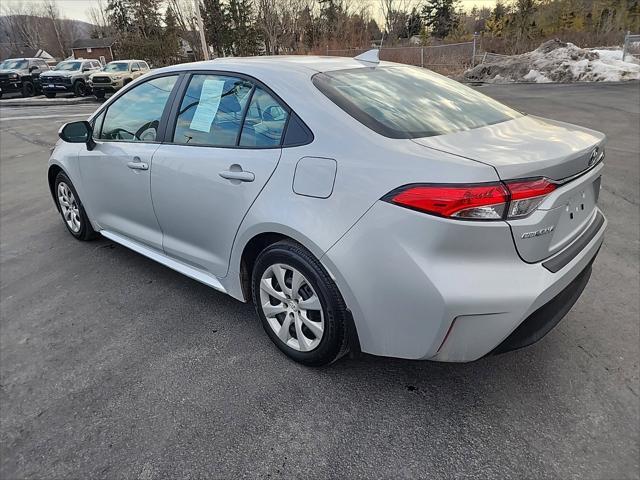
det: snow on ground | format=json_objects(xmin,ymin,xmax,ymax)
[{"xmin": 464, "ymin": 39, "xmax": 640, "ymax": 83}]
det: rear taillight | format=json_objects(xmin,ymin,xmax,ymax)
[
  {"xmin": 384, "ymin": 178, "xmax": 556, "ymax": 221},
  {"xmin": 504, "ymin": 178, "xmax": 556, "ymax": 219}
]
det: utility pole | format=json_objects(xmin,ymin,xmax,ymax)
[{"xmin": 194, "ymin": 0, "xmax": 210, "ymax": 61}]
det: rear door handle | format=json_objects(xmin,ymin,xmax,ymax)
[
  {"xmin": 127, "ymin": 158, "xmax": 148, "ymax": 170},
  {"xmin": 219, "ymin": 169, "xmax": 255, "ymax": 182}
]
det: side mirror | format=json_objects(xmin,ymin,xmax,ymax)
[
  {"xmin": 82, "ymin": 67, "xmax": 90, "ymax": 72},
  {"xmin": 59, "ymin": 121, "xmax": 96, "ymax": 150},
  {"xmin": 29, "ymin": 66, "xmax": 38, "ymax": 72}
]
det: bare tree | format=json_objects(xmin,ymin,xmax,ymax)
[
  {"xmin": 167, "ymin": 0, "xmax": 202, "ymax": 58},
  {"xmin": 41, "ymin": 0, "xmax": 67, "ymax": 57},
  {"xmin": 378, "ymin": 0, "xmax": 414, "ymax": 42},
  {"xmin": 0, "ymin": 0, "xmax": 43, "ymax": 50},
  {"xmin": 87, "ymin": 0, "xmax": 113, "ymax": 38}
]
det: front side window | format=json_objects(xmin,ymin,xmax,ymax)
[
  {"xmin": 173, "ymin": 74, "xmax": 252, "ymax": 147},
  {"xmin": 313, "ymin": 66, "xmax": 522, "ymax": 139},
  {"xmin": 239, "ymin": 87, "xmax": 289, "ymax": 147},
  {"xmin": 100, "ymin": 75, "xmax": 178, "ymax": 142}
]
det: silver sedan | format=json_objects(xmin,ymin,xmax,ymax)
[{"xmin": 49, "ymin": 52, "xmax": 606, "ymax": 366}]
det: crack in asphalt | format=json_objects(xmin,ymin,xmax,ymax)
[{"xmin": 0, "ymin": 126, "xmax": 53, "ymax": 148}]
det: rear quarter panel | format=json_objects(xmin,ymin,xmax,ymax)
[{"xmin": 224, "ymin": 69, "xmax": 501, "ymax": 300}]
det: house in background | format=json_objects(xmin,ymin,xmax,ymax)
[
  {"xmin": 71, "ymin": 38, "xmax": 115, "ymax": 64},
  {"xmin": 1, "ymin": 46, "xmax": 55, "ymax": 64}
]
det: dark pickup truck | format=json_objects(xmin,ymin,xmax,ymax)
[
  {"xmin": 0, "ymin": 57, "xmax": 50, "ymax": 98},
  {"xmin": 40, "ymin": 59, "xmax": 102, "ymax": 97}
]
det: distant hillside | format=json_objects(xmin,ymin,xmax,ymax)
[{"xmin": 0, "ymin": 15, "xmax": 96, "ymax": 59}]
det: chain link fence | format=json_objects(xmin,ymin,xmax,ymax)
[
  {"xmin": 328, "ymin": 31, "xmax": 639, "ymax": 77},
  {"xmin": 326, "ymin": 38, "xmax": 478, "ymax": 76},
  {"xmin": 622, "ymin": 32, "xmax": 640, "ymax": 61}
]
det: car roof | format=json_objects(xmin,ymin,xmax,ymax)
[{"xmin": 154, "ymin": 55, "xmax": 390, "ymax": 77}]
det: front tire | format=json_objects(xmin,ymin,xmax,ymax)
[
  {"xmin": 73, "ymin": 81, "xmax": 87, "ymax": 97},
  {"xmin": 21, "ymin": 81, "xmax": 35, "ymax": 97},
  {"xmin": 94, "ymin": 90, "xmax": 105, "ymax": 99},
  {"xmin": 54, "ymin": 172, "xmax": 98, "ymax": 241},
  {"xmin": 252, "ymin": 240, "xmax": 349, "ymax": 366}
]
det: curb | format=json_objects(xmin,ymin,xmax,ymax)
[{"xmin": 0, "ymin": 97, "xmax": 98, "ymax": 107}]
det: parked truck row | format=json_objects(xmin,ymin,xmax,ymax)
[{"xmin": 0, "ymin": 58, "xmax": 150, "ymax": 100}]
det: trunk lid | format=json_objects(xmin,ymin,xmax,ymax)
[
  {"xmin": 412, "ymin": 115, "xmax": 605, "ymax": 181},
  {"xmin": 413, "ymin": 115, "xmax": 606, "ymax": 263}
]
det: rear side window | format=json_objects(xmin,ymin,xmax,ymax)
[
  {"xmin": 313, "ymin": 66, "xmax": 522, "ymax": 139},
  {"xmin": 173, "ymin": 74, "xmax": 253, "ymax": 147},
  {"xmin": 239, "ymin": 87, "xmax": 289, "ymax": 147},
  {"xmin": 100, "ymin": 75, "xmax": 178, "ymax": 142}
]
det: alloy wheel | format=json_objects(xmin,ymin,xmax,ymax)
[
  {"xmin": 259, "ymin": 263, "xmax": 324, "ymax": 352},
  {"xmin": 57, "ymin": 182, "xmax": 82, "ymax": 233}
]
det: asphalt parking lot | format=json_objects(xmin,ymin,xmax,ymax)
[{"xmin": 1, "ymin": 82, "xmax": 638, "ymax": 479}]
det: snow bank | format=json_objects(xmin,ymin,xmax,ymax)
[{"xmin": 464, "ymin": 39, "xmax": 640, "ymax": 83}]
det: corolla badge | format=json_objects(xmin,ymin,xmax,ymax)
[
  {"xmin": 521, "ymin": 226, "xmax": 555, "ymax": 239},
  {"xmin": 588, "ymin": 147, "xmax": 599, "ymax": 167}
]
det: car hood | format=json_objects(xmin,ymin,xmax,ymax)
[
  {"xmin": 411, "ymin": 115, "xmax": 605, "ymax": 181},
  {"xmin": 41, "ymin": 70, "xmax": 74, "ymax": 78},
  {"xmin": 91, "ymin": 71, "xmax": 122, "ymax": 78}
]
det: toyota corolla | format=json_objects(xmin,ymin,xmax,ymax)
[{"xmin": 48, "ymin": 52, "xmax": 606, "ymax": 366}]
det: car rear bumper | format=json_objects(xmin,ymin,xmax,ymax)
[
  {"xmin": 490, "ymin": 257, "xmax": 595, "ymax": 355},
  {"xmin": 322, "ymin": 201, "xmax": 606, "ymax": 361}
]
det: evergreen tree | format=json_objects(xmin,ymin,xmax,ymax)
[
  {"xmin": 404, "ymin": 7, "xmax": 423, "ymax": 37},
  {"xmin": 202, "ymin": 0, "xmax": 232, "ymax": 56},
  {"xmin": 228, "ymin": 0, "xmax": 259, "ymax": 55},
  {"xmin": 163, "ymin": 6, "xmax": 181, "ymax": 63},
  {"xmin": 105, "ymin": 0, "xmax": 131, "ymax": 33},
  {"xmin": 422, "ymin": 0, "xmax": 461, "ymax": 38}
]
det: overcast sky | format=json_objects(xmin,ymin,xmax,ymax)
[{"xmin": 3, "ymin": 0, "xmax": 497, "ymax": 23}]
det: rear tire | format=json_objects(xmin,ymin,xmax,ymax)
[
  {"xmin": 21, "ymin": 81, "xmax": 35, "ymax": 97},
  {"xmin": 54, "ymin": 172, "xmax": 98, "ymax": 241},
  {"xmin": 252, "ymin": 240, "xmax": 349, "ymax": 366}
]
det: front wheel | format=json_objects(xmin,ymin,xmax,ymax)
[
  {"xmin": 54, "ymin": 172, "xmax": 98, "ymax": 241},
  {"xmin": 73, "ymin": 81, "xmax": 87, "ymax": 97},
  {"xmin": 252, "ymin": 241, "xmax": 349, "ymax": 366},
  {"xmin": 21, "ymin": 81, "xmax": 35, "ymax": 97}
]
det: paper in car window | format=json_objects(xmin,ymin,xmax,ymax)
[{"xmin": 189, "ymin": 78, "xmax": 225, "ymax": 133}]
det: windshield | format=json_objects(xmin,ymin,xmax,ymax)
[
  {"xmin": 104, "ymin": 63, "xmax": 129, "ymax": 72},
  {"xmin": 313, "ymin": 66, "xmax": 523, "ymax": 139},
  {"xmin": 55, "ymin": 61, "xmax": 81, "ymax": 71},
  {"xmin": 1, "ymin": 60, "xmax": 28, "ymax": 70}
]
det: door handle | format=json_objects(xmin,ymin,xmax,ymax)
[
  {"xmin": 219, "ymin": 169, "xmax": 255, "ymax": 182},
  {"xmin": 127, "ymin": 160, "xmax": 148, "ymax": 170}
]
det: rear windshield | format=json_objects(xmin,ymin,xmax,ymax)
[{"xmin": 312, "ymin": 66, "xmax": 522, "ymax": 139}]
